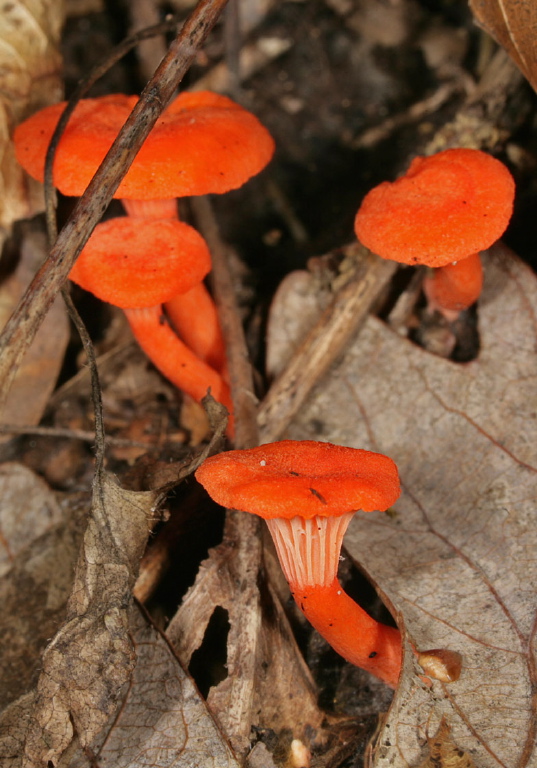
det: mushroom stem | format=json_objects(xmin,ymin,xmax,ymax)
[
  {"xmin": 122, "ymin": 198, "xmax": 179, "ymax": 219},
  {"xmin": 423, "ymin": 251, "xmax": 483, "ymax": 315},
  {"xmin": 122, "ymin": 198, "xmax": 228, "ymax": 375},
  {"xmin": 265, "ymin": 513, "xmax": 401, "ymax": 687},
  {"xmin": 290, "ymin": 579, "xmax": 402, "ymax": 687},
  {"xmin": 195, "ymin": 440, "xmax": 402, "ymax": 684},
  {"xmin": 165, "ymin": 282, "xmax": 228, "ymax": 374},
  {"xmin": 124, "ymin": 305, "xmax": 233, "ymax": 432}
]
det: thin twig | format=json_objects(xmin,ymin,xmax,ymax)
[
  {"xmin": 0, "ymin": 423, "xmax": 160, "ymax": 450},
  {"xmin": 191, "ymin": 195, "xmax": 259, "ymax": 450},
  {"xmin": 44, "ymin": 15, "xmax": 182, "ymax": 243},
  {"xmin": 0, "ymin": 0, "xmax": 229, "ymax": 413},
  {"xmin": 258, "ymin": 249, "xmax": 397, "ymax": 443},
  {"xmin": 61, "ymin": 287, "xmax": 107, "ymax": 475},
  {"xmin": 223, "ymin": 0, "xmax": 241, "ymax": 100}
]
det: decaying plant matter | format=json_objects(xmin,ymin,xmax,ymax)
[{"xmin": 0, "ymin": 1, "xmax": 536, "ymax": 768}]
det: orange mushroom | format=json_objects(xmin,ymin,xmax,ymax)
[
  {"xmin": 70, "ymin": 216, "xmax": 233, "ymax": 425},
  {"xmin": 354, "ymin": 149, "xmax": 515, "ymax": 313},
  {"xmin": 195, "ymin": 440, "xmax": 402, "ymax": 687},
  {"xmin": 14, "ymin": 91, "xmax": 275, "ymax": 372}
]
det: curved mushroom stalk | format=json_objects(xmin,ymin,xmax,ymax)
[
  {"xmin": 292, "ymin": 581, "xmax": 401, "ymax": 687},
  {"xmin": 266, "ymin": 513, "xmax": 401, "ymax": 688},
  {"xmin": 124, "ymin": 306, "xmax": 234, "ymax": 433},
  {"xmin": 165, "ymin": 282, "xmax": 228, "ymax": 375},
  {"xmin": 423, "ymin": 251, "xmax": 483, "ymax": 317},
  {"xmin": 121, "ymin": 199, "xmax": 228, "ymax": 376},
  {"xmin": 195, "ymin": 440, "xmax": 403, "ymax": 686},
  {"xmin": 68, "ymin": 217, "xmax": 234, "ymax": 435}
]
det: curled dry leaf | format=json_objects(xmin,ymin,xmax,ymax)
[
  {"xmin": 166, "ymin": 509, "xmax": 323, "ymax": 755},
  {"xmin": 0, "ymin": 463, "xmax": 85, "ymax": 708},
  {"xmin": 0, "ymin": 223, "xmax": 69, "ymax": 428},
  {"xmin": 469, "ymin": 0, "xmax": 537, "ymax": 94},
  {"xmin": 48, "ymin": 604, "xmax": 241, "ymax": 768},
  {"xmin": 266, "ymin": 245, "xmax": 537, "ymax": 766},
  {"xmin": 0, "ymin": 0, "xmax": 64, "ymax": 237},
  {"xmin": 1, "ymin": 601, "xmax": 241, "ymax": 768},
  {"xmin": 21, "ymin": 473, "xmax": 160, "ymax": 767},
  {"xmin": 0, "ymin": 415, "xmax": 233, "ymax": 767}
]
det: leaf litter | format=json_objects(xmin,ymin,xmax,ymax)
[
  {"xmin": 2, "ymin": 0, "xmax": 537, "ymax": 765},
  {"xmin": 266, "ymin": 245, "xmax": 537, "ymax": 767},
  {"xmin": 0, "ymin": 399, "xmax": 233, "ymax": 767}
]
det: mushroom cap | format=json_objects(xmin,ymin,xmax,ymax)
[
  {"xmin": 69, "ymin": 217, "xmax": 211, "ymax": 308},
  {"xmin": 354, "ymin": 149, "xmax": 515, "ymax": 267},
  {"xmin": 14, "ymin": 91, "xmax": 275, "ymax": 200},
  {"xmin": 195, "ymin": 440, "xmax": 401, "ymax": 519}
]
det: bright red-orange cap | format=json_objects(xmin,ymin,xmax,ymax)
[
  {"xmin": 69, "ymin": 217, "xmax": 211, "ymax": 308},
  {"xmin": 354, "ymin": 149, "xmax": 515, "ymax": 267},
  {"xmin": 195, "ymin": 440, "xmax": 401, "ymax": 519},
  {"xmin": 14, "ymin": 91, "xmax": 275, "ymax": 200}
]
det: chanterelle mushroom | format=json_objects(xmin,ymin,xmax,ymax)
[
  {"xmin": 195, "ymin": 440, "xmax": 402, "ymax": 686},
  {"xmin": 70, "ymin": 217, "xmax": 233, "ymax": 428},
  {"xmin": 14, "ymin": 90, "xmax": 275, "ymax": 373},
  {"xmin": 354, "ymin": 148, "xmax": 515, "ymax": 313}
]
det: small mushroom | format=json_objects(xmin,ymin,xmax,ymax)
[
  {"xmin": 70, "ymin": 217, "xmax": 233, "ymax": 425},
  {"xmin": 14, "ymin": 91, "xmax": 275, "ymax": 373},
  {"xmin": 195, "ymin": 440, "xmax": 402, "ymax": 687},
  {"xmin": 354, "ymin": 148, "xmax": 515, "ymax": 314},
  {"xmin": 14, "ymin": 91, "xmax": 274, "ymax": 202}
]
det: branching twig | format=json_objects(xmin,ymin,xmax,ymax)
[
  {"xmin": 44, "ymin": 15, "xmax": 183, "ymax": 243},
  {"xmin": 258, "ymin": 249, "xmax": 397, "ymax": 443}
]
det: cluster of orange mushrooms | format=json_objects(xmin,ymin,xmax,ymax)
[
  {"xmin": 14, "ymin": 92, "xmax": 276, "ymax": 434},
  {"xmin": 13, "ymin": 92, "xmax": 515, "ymax": 687}
]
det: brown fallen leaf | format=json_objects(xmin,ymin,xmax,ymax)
[
  {"xmin": 21, "ymin": 473, "xmax": 160, "ymax": 767},
  {"xmin": 0, "ymin": 222, "xmax": 69, "ymax": 428},
  {"xmin": 0, "ymin": 0, "xmax": 64, "ymax": 237},
  {"xmin": 469, "ymin": 0, "xmax": 537, "ymax": 94},
  {"xmin": 266, "ymin": 244, "xmax": 537, "ymax": 767},
  {"xmin": 414, "ymin": 718, "xmax": 478, "ymax": 768},
  {"xmin": 0, "ymin": 605, "xmax": 242, "ymax": 768},
  {"xmin": 0, "ymin": 463, "xmax": 86, "ymax": 707},
  {"xmin": 166, "ymin": 509, "xmax": 323, "ymax": 755},
  {"xmin": 0, "ymin": 396, "xmax": 229, "ymax": 767},
  {"xmin": 69, "ymin": 603, "xmax": 240, "ymax": 768}
]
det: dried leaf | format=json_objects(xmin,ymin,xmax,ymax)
[
  {"xmin": 0, "ymin": 224, "xmax": 69, "ymax": 428},
  {"xmin": 0, "ymin": 0, "xmax": 64, "ymax": 236},
  {"xmin": 1, "ymin": 606, "xmax": 242, "ymax": 768},
  {"xmin": 166, "ymin": 512, "xmax": 323, "ymax": 753},
  {"xmin": 49, "ymin": 603, "xmax": 240, "ymax": 768},
  {"xmin": 0, "ymin": 464, "xmax": 86, "ymax": 707},
  {"xmin": 93, "ymin": 604, "xmax": 240, "ymax": 768},
  {"xmin": 267, "ymin": 246, "xmax": 537, "ymax": 766},
  {"xmin": 469, "ymin": 0, "xmax": 537, "ymax": 93},
  {"xmin": 415, "ymin": 719, "xmax": 478, "ymax": 768},
  {"xmin": 0, "ymin": 692, "xmax": 36, "ymax": 768},
  {"xmin": 22, "ymin": 473, "xmax": 160, "ymax": 767}
]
